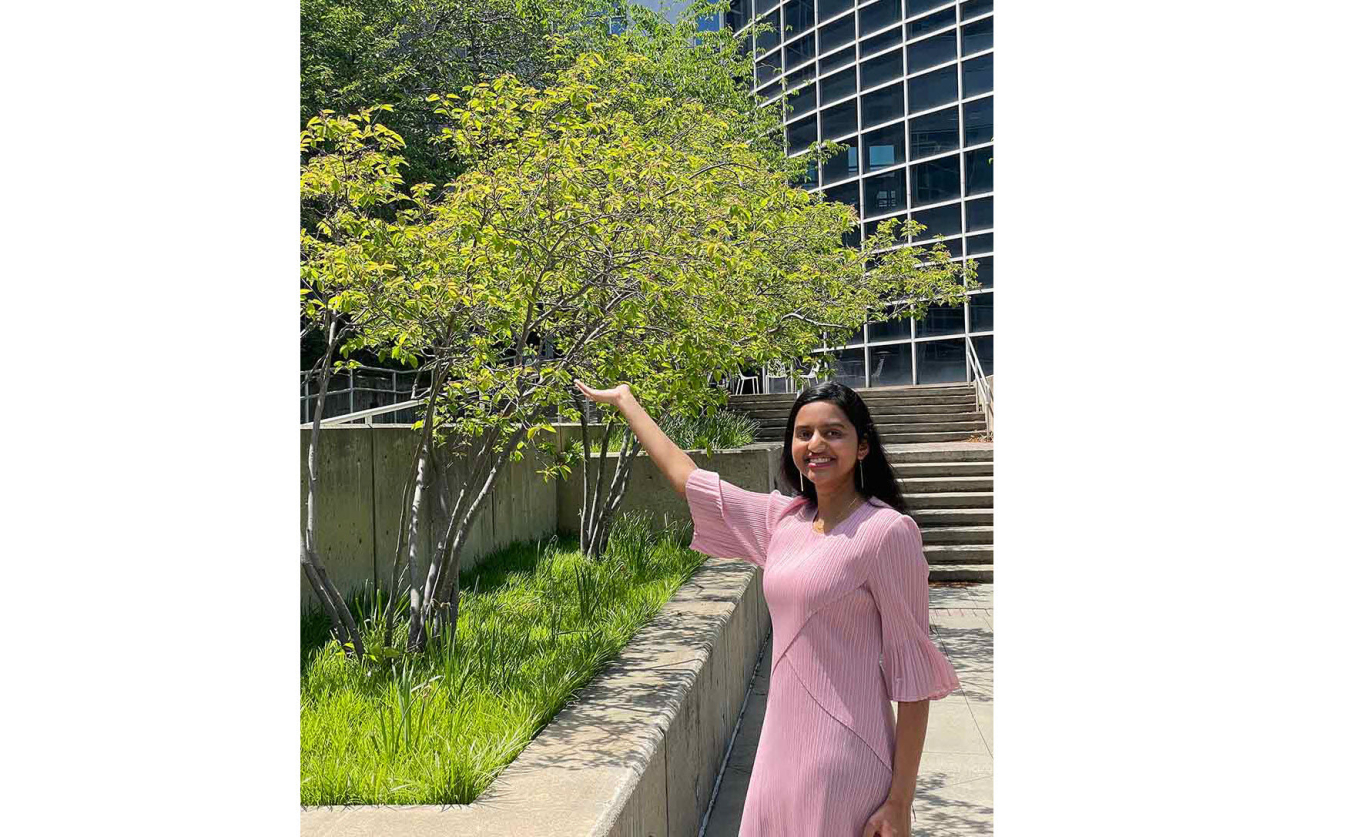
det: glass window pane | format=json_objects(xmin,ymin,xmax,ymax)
[
  {"xmin": 784, "ymin": 33, "xmax": 816, "ymax": 69},
  {"xmin": 861, "ymin": 26, "xmax": 904, "ymax": 60},
  {"xmin": 963, "ymin": 95, "xmax": 993, "ymax": 144},
  {"xmin": 755, "ymin": 10, "xmax": 781, "ymax": 53},
  {"xmin": 942, "ymin": 237, "xmax": 964, "ymax": 258},
  {"xmin": 782, "ymin": 0, "xmax": 815, "ymax": 36},
  {"xmin": 965, "ymin": 147, "xmax": 993, "ymax": 194},
  {"xmin": 908, "ymin": 0, "xmax": 950, "ymax": 15},
  {"xmin": 728, "ymin": 0, "xmax": 748, "ymax": 32},
  {"xmin": 864, "ymin": 122, "xmax": 906, "ymax": 171},
  {"xmin": 823, "ymin": 181, "xmax": 861, "ymax": 213},
  {"xmin": 860, "ymin": 49, "xmax": 905, "ymax": 91},
  {"xmin": 912, "ymin": 201, "xmax": 962, "ymax": 239},
  {"xmin": 916, "ymin": 302, "xmax": 965, "ymax": 337},
  {"xmin": 966, "ymin": 255, "xmax": 991, "ymax": 288},
  {"xmin": 821, "ymin": 136, "xmax": 860, "ymax": 184},
  {"xmin": 869, "ymin": 343, "xmax": 914, "ymax": 385},
  {"xmin": 860, "ymin": 0, "xmax": 902, "ymax": 37},
  {"xmin": 821, "ymin": 101, "xmax": 858, "ymax": 138},
  {"xmin": 784, "ymin": 82, "xmax": 816, "ymax": 118},
  {"xmin": 828, "ymin": 347, "xmax": 867, "ymax": 389},
  {"xmin": 791, "ymin": 155, "xmax": 819, "ymax": 190},
  {"xmin": 916, "ymin": 338, "xmax": 967, "ymax": 383},
  {"xmin": 786, "ymin": 115, "xmax": 816, "ymax": 154},
  {"xmin": 962, "ymin": 16, "xmax": 992, "ymax": 54},
  {"xmin": 819, "ymin": 68, "xmax": 857, "ymax": 105},
  {"xmin": 869, "ymin": 303, "xmax": 913, "ymax": 342},
  {"xmin": 756, "ymin": 52, "xmax": 781, "ymax": 84},
  {"xmin": 847, "ymin": 324, "xmax": 865, "ymax": 346},
  {"xmin": 969, "ymin": 291, "xmax": 993, "ymax": 332},
  {"xmin": 909, "ymin": 106, "xmax": 960, "ymax": 158},
  {"xmin": 908, "ymin": 65, "xmax": 959, "ymax": 113},
  {"xmin": 819, "ymin": 42, "xmax": 856, "ymax": 74},
  {"xmin": 908, "ymin": 30, "xmax": 957, "ymax": 74},
  {"xmin": 962, "ymin": 53, "xmax": 993, "ymax": 97},
  {"xmin": 966, "ymin": 232, "xmax": 992, "ymax": 255},
  {"xmin": 965, "ymin": 196, "xmax": 992, "ymax": 231},
  {"xmin": 784, "ymin": 64, "xmax": 816, "ymax": 89},
  {"xmin": 910, "ymin": 155, "xmax": 961, "ymax": 206},
  {"xmin": 864, "ymin": 169, "xmax": 906, "ymax": 215},
  {"xmin": 972, "ymin": 334, "xmax": 993, "ymax": 376},
  {"xmin": 818, "ymin": 0, "xmax": 854, "ymax": 20},
  {"xmin": 908, "ymin": 7, "xmax": 956, "ymax": 39},
  {"xmin": 961, "ymin": 0, "xmax": 993, "ymax": 20},
  {"xmin": 861, "ymin": 82, "xmax": 904, "ymax": 128},
  {"xmin": 819, "ymin": 14, "xmax": 856, "ymax": 54}
]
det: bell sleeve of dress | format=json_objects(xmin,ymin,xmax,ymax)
[
  {"xmin": 683, "ymin": 467, "xmax": 796, "ymax": 569},
  {"xmin": 867, "ymin": 515, "xmax": 961, "ymax": 702}
]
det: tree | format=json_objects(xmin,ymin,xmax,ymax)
[{"xmin": 299, "ymin": 105, "xmax": 416, "ymax": 660}]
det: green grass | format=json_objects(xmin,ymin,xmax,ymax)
[
  {"xmin": 583, "ymin": 407, "xmax": 760, "ymax": 455},
  {"xmin": 301, "ymin": 510, "xmax": 704, "ymax": 806}
]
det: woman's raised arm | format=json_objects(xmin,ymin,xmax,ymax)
[{"xmin": 573, "ymin": 380, "xmax": 698, "ymax": 496}]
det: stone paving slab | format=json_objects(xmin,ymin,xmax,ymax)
[{"xmin": 704, "ymin": 583, "xmax": 993, "ymax": 836}]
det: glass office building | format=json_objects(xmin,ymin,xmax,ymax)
[{"xmin": 720, "ymin": 0, "xmax": 994, "ymax": 392}]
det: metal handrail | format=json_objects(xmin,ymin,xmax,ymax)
[
  {"xmin": 964, "ymin": 335, "xmax": 994, "ymax": 436},
  {"xmin": 308, "ymin": 398, "xmax": 428, "ymax": 428}
]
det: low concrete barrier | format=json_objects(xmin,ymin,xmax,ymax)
[
  {"xmin": 301, "ymin": 554, "xmax": 773, "ymax": 836},
  {"xmin": 302, "ymin": 425, "xmax": 785, "ymax": 609}
]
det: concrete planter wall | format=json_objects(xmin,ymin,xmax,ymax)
[
  {"xmin": 301, "ymin": 554, "xmax": 771, "ymax": 836},
  {"xmin": 301, "ymin": 425, "xmax": 785, "ymax": 833},
  {"xmin": 301, "ymin": 425, "xmax": 782, "ymax": 610}
]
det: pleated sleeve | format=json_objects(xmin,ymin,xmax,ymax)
[
  {"xmin": 867, "ymin": 515, "xmax": 961, "ymax": 702},
  {"xmin": 683, "ymin": 468, "xmax": 797, "ymax": 569}
]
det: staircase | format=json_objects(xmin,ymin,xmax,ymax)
[{"xmin": 725, "ymin": 383, "xmax": 994, "ymax": 582}]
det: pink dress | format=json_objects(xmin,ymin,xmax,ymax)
[{"xmin": 684, "ymin": 468, "xmax": 961, "ymax": 837}]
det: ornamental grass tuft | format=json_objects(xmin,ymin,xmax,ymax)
[{"xmin": 301, "ymin": 510, "xmax": 702, "ymax": 806}]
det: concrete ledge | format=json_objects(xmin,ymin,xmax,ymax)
[{"xmin": 301, "ymin": 555, "xmax": 772, "ymax": 836}]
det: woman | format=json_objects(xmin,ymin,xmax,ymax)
[{"xmin": 573, "ymin": 377, "xmax": 961, "ymax": 837}]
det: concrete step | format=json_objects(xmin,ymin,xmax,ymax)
[
  {"xmin": 928, "ymin": 563, "xmax": 994, "ymax": 583},
  {"xmin": 910, "ymin": 508, "xmax": 994, "ymax": 526},
  {"xmin": 755, "ymin": 430, "xmax": 983, "ymax": 444},
  {"xmin": 735, "ymin": 399, "xmax": 979, "ymax": 418},
  {"xmin": 897, "ymin": 475, "xmax": 994, "ymax": 493},
  {"xmin": 895, "ymin": 461, "xmax": 993, "ymax": 477},
  {"xmin": 918, "ymin": 525, "xmax": 994, "ymax": 545},
  {"xmin": 924, "ymin": 544, "xmax": 994, "ymax": 564},
  {"xmin": 754, "ymin": 411, "xmax": 988, "ymax": 427},
  {"xmin": 884, "ymin": 445, "xmax": 993, "ymax": 463},
  {"xmin": 904, "ymin": 492, "xmax": 993, "ymax": 509},
  {"xmin": 732, "ymin": 395, "xmax": 978, "ymax": 411},
  {"xmin": 745, "ymin": 407, "xmax": 988, "ymax": 423},
  {"xmin": 756, "ymin": 419, "xmax": 987, "ymax": 435}
]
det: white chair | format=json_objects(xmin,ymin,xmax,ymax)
[{"xmin": 734, "ymin": 369, "xmax": 761, "ymax": 395}]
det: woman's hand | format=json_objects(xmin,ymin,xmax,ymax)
[
  {"xmin": 573, "ymin": 379, "xmax": 632, "ymax": 408},
  {"xmin": 861, "ymin": 797, "xmax": 912, "ymax": 837}
]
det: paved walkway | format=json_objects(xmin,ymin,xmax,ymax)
[{"xmin": 703, "ymin": 583, "xmax": 993, "ymax": 836}]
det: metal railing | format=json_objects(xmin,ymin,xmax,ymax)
[
  {"xmin": 300, "ymin": 366, "xmax": 431, "ymax": 424},
  {"xmin": 964, "ymin": 335, "xmax": 994, "ymax": 436}
]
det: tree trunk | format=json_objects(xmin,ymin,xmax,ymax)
[
  {"xmin": 301, "ymin": 315, "xmax": 366, "ymax": 660},
  {"xmin": 410, "ymin": 423, "xmax": 527, "ymax": 653}
]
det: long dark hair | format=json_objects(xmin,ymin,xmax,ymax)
[{"xmin": 777, "ymin": 380, "xmax": 907, "ymax": 515}]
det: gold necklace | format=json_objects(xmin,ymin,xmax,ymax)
[{"xmin": 813, "ymin": 494, "xmax": 865, "ymax": 534}]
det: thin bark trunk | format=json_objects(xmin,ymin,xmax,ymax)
[
  {"xmin": 411, "ymin": 423, "xmax": 527, "ymax": 652},
  {"xmin": 302, "ymin": 314, "xmax": 366, "ymax": 660},
  {"xmin": 587, "ymin": 427, "xmax": 639, "ymax": 559},
  {"xmin": 401, "ymin": 362, "xmax": 447, "ymax": 652}
]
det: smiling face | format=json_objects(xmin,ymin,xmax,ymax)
[{"xmin": 792, "ymin": 400, "xmax": 869, "ymax": 493}]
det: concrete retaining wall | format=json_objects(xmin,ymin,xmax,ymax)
[
  {"xmin": 301, "ymin": 554, "xmax": 772, "ymax": 836},
  {"xmin": 300, "ymin": 425, "xmax": 783, "ymax": 834},
  {"xmin": 303, "ymin": 425, "xmax": 784, "ymax": 609}
]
